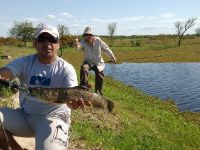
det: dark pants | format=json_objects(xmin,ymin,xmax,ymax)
[{"xmin": 80, "ymin": 61, "xmax": 104, "ymax": 95}]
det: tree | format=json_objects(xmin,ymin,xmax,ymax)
[
  {"xmin": 9, "ymin": 20, "xmax": 35, "ymax": 46},
  {"xmin": 174, "ymin": 18, "xmax": 196, "ymax": 47},
  {"xmin": 195, "ymin": 27, "xmax": 200, "ymax": 37},
  {"xmin": 107, "ymin": 22, "xmax": 117, "ymax": 46},
  {"xmin": 57, "ymin": 24, "xmax": 70, "ymax": 38},
  {"xmin": 57, "ymin": 24, "xmax": 70, "ymax": 50}
]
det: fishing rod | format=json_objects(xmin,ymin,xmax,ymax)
[{"xmin": 0, "ymin": 121, "xmax": 10, "ymax": 150}]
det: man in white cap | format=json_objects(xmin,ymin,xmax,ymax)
[
  {"xmin": 74, "ymin": 27, "xmax": 117, "ymax": 95},
  {"xmin": 0, "ymin": 24, "xmax": 87, "ymax": 150}
]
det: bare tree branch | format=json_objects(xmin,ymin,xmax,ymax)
[
  {"xmin": 174, "ymin": 18, "xmax": 197, "ymax": 47},
  {"xmin": 107, "ymin": 22, "xmax": 117, "ymax": 46}
]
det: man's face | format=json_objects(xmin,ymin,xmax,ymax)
[
  {"xmin": 34, "ymin": 32, "xmax": 60, "ymax": 59},
  {"xmin": 84, "ymin": 34, "xmax": 94, "ymax": 44}
]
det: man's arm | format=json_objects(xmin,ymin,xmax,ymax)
[
  {"xmin": 100, "ymin": 40, "xmax": 117, "ymax": 63},
  {"xmin": 108, "ymin": 53, "xmax": 117, "ymax": 63},
  {"xmin": 0, "ymin": 67, "xmax": 14, "ymax": 81}
]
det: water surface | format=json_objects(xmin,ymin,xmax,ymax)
[{"xmin": 104, "ymin": 63, "xmax": 200, "ymax": 112}]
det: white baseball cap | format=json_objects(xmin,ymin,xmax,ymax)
[
  {"xmin": 83, "ymin": 27, "xmax": 93, "ymax": 35},
  {"xmin": 34, "ymin": 24, "xmax": 59, "ymax": 39}
]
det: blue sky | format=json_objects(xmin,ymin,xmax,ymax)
[{"xmin": 1, "ymin": 0, "xmax": 200, "ymax": 37}]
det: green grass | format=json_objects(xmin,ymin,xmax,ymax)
[
  {"xmin": 70, "ymin": 79, "xmax": 200, "ymax": 149},
  {"xmin": 0, "ymin": 87, "xmax": 15, "ymax": 108},
  {"xmin": 1, "ymin": 38, "xmax": 200, "ymax": 149}
]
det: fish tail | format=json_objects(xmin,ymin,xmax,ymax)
[{"xmin": 106, "ymin": 99, "xmax": 114, "ymax": 113}]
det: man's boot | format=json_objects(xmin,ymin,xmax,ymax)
[
  {"xmin": 80, "ymin": 65, "xmax": 89, "ymax": 87},
  {"xmin": 95, "ymin": 72, "xmax": 104, "ymax": 96}
]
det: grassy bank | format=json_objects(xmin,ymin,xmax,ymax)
[
  {"xmin": 70, "ymin": 78, "xmax": 200, "ymax": 149},
  {"xmin": 0, "ymin": 44, "xmax": 200, "ymax": 149}
]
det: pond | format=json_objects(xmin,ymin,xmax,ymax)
[{"xmin": 104, "ymin": 63, "xmax": 200, "ymax": 112}]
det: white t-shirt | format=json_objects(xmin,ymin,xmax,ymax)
[{"xmin": 6, "ymin": 54, "xmax": 78, "ymax": 115}]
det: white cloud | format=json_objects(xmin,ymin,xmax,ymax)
[
  {"xmin": 72, "ymin": 24, "xmax": 84, "ymax": 28},
  {"xmin": 91, "ymin": 16, "xmax": 145, "ymax": 23},
  {"xmin": 74, "ymin": 19, "xmax": 87, "ymax": 23},
  {"xmin": 57, "ymin": 18, "xmax": 66, "ymax": 22},
  {"xmin": 0, "ymin": 22, "xmax": 10, "ymax": 28},
  {"xmin": 158, "ymin": 18, "xmax": 178, "ymax": 24},
  {"xmin": 0, "ymin": 17, "xmax": 14, "ymax": 28},
  {"xmin": 60, "ymin": 12, "xmax": 73, "ymax": 18},
  {"xmin": 148, "ymin": 16, "xmax": 157, "ymax": 20},
  {"xmin": 91, "ymin": 18, "xmax": 104, "ymax": 22},
  {"xmin": 46, "ymin": 15, "xmax": 56, "ymax": 19},
  {"xmin": 0, "ymin": 17, "xmax": 9, "ymax": 20},
  {"xmin": 25, "ymin": 17, "xmax": 38, "ymax": 22},
  {"xmin": 147, "ymin": 13, "xmax": 176, "ymax": 22},
  {"xmin": 120, "ymin": 16, "xmax": 145, "ymax": 21},
  {"xmin": 160, "ymin": 13, "xmax": 176, "ymax": 19}
]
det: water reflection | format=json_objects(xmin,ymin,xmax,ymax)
[{"xmin": 104, "ymin": 63, "xmax": 200, "ymax": 112}]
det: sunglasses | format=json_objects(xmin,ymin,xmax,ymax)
[
  {"xmin": 36, "ymin": 35, "xmax": 59, "ymax": 43},
  {"xmin": 84, "ymin": 34, "xmax": 93, "ymax": 37}
]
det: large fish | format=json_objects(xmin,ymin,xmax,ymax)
[
  {"xmin": 0, "ymin": 79, "xmax": 114, "ymax": 112},
  {"xmin": 26, "ymin": 86, "xmax": 114, "ymax": 113}
]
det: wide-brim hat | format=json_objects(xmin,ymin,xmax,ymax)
[{"xmin": 83, "ymin": 27, "xmax": 93, "ymax": 35}]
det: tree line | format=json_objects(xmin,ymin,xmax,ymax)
[
  {"xmin": 6, "ymin": 21, "xmax": 117, "ymax": 48},
  {"xmin": 4, "ymin": 18, "xmax": 200, "ymax": 48}
]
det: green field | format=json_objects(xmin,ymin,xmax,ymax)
[{"xmin": 0, "ymin": 36, "xmax": 200, "ymax": 149}]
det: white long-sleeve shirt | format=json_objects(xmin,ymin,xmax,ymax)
[{"xmin": 77, "ymin": 37, "xmax": 116, "ymax": 71}]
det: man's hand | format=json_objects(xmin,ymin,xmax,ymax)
[
  {"xmin": 66, "ymin": 98, "xmax": 92, "ymax": 110},
  {"xmin": 0, "ymin": 67, "xmax": 14, "ymax": 81},
  {"xmin": 107, "ymin": 58, "xmax": 117, "ymax": 64},
  {"xmin": 111, "ymin": 57, "xmax": 117, "ymax": 63},
  {"xmin": 74, "ymin": 38, "xmax": 80, "ymax": 49}
]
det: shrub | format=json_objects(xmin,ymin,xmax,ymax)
[
  {"xmin": 0, "ymin": 37, "xmax": 23, "ymax": 47},
  {"xmin": 60, "ymin": 35, "xmax": 75, "ymax": 48},
  {"xmin": 130, "ymin": 40, "xmax": 141, "ymax": 47}
]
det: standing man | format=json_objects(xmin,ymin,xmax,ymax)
[
  {"xmin": 74, "ymin": 27, "xmax": 117, "ymax": 95},
  {"xmin": 0, "ymin": 24, "xmax": 86, "ymax": 150}
]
